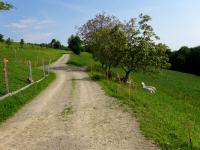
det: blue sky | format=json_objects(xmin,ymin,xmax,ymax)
[{"xmin": 1, "ymin": 0, "xmax": 200, "ymax": 50}]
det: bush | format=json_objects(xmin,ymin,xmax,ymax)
[
  {"xmin": 68, "ymin": 35, "xmax": 83, "ymax": 55},
  {"xmin": 90, "ymin": 72, "xmax": 103, "ymax": 80}
]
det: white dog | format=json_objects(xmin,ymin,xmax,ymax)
[{"xmin": 141, "ymin": 82, "xmax": 156, "ymax": 94}]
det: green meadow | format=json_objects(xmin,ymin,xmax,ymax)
[{"xmin": 69, "ymin": 52, "xmax": 200, "ymax": 150}]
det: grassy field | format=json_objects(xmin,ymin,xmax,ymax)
[
  {"xmin": 0, "ymin": 42, "xmax": 66, "ymax": 123},
  {"xmin": 0, "ymin": 42, "xmax": 65, "ymax": 96},
  {"xmin": 69, "ymin": 52, "xmax": 200, "ymax": 150},
  {"xmin": 68, "ymin": 52, "xmax": 96, "ymax": 66}
]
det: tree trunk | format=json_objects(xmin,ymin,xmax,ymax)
[
  {"xmin": 101, "ymin": 62, "xmax": 105, "ymax": 68},
  {"xmin": 123, "ymin": 70, "xmax": 131, "ymax": 82},
  {"xmin": 105, "ymin": 65, "xmax": 112, "ymax": 80}
]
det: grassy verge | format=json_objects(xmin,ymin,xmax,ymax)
[
  {"xmin": 0, "ymin": 73, "xmax": 55, "ymax": 124},
  {"xmin": 69, "ymin": 52, "xmax": 200, "ymax": 150},
  {"xmin": 67, "ymin": 52, "xmax": 96, "ymax": 66}
]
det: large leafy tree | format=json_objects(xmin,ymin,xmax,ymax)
[
  {"xmin": 0, "ymin": 1, "xmax": 13, "ymax": 10},
  {"xmin": 50, "ymin": 39, "xmax": 56, "ymax": 47},
  {"xmin": 92, "ymin": 26, "xmax": 127, "ymax": 78},
  {"xmin": 78, "ymin": 12, "xmax": 120, "ymax": 52},
  {"xmin": 53, "ymin": 40, "xmax": 61, "ymax": 49},
  {"xmin": 120, "ymin": 14, "xmax": 170, "ymax": 81},
  {"xmin": 68, "ymin": 35, "xmax": 83, "ymax": 55}
]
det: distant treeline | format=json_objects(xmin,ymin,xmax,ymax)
[
  {"xmin": 0, "ymin": 33, "xmax": 68, "ymax": 50},
  {"xmin": 169, "ymin": 46, "xmax": 200, "ymax": 76},
  {"xmin": 37, "ymin": 39, "xmax": 68, "ymax": 50}
]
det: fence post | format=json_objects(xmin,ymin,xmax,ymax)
[
  {"xmin": 28, "ymin": 60, "xmax": 33, "ymax": 83},
  {"xmin": 3, "ymin": 58, "xmax": 10, "ymax": 94},
  {"xmin": 128, "ymin": 77, "xmax": 131, "ymax": 104},
  {"xmin": 48, "ymin": 58, "xmax": 51, "ymax": 74},
  {"xmin": 43, "ymin": 60, "xmax": 46, "ymax": 77}
]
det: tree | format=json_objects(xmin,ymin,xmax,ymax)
[
  {"xmin": 68, "ymin": 35, "xmax": 83, "ymax": 55},
  {"xmin": 77, "ymin": 13, "xmax": 170, "ymax": 81},
  {"xmin": 54, "ymin": 40, "xmax": 61, "ymax": 49},
  {"xmin": 0, "ymin": 1, "xmax": 13, "ymax": 10},
  {"xmin": 78, "ymin": 12, "xmax": 120, "ymax": 52},
  {"xmin": 0, "ymin": 33, "xmax": 4, "ymax": 42},
  {"xmin": 49, "ymin": 39, "xmax": 61, "ymax": 49},
  {"xmin": 169, "ymin": 46, "xmax": 200, "ymax": 75},
  {"xmin": 20, "ymin": 39, "xmax": 25, "ymax": 48},
  {"xmin": 120, "ymin": 14, "xmax": 170, "ymax": 81},
  {"xmin": 50, "ymin": 39, "xmax": 56, "ymax": 48},
  {"xmin": 6, "ymin": 38, "xmax": 12, "ymax": 47},
  {"xmin": 92, "ymin": 26, "xmax": 127, "ymax": 78}
]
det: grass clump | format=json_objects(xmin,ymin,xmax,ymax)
[{"xmin": 62, "ymin": 104, "xmax": 73, "ymax": 120}]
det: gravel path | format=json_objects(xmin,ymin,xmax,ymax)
[{"xmin": 0, "ymin": 54, "xmax": 159, "ymax": 150}]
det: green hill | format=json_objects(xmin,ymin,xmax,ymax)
[{"xmin": 69, "ymin": 52, "xmax": 200, "ymax": 149}]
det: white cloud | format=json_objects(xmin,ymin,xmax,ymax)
[
  {"xmin": 10, "ymin": 19, "xmax": 36, "ymax": 29},
  {"xmin": 24, "ymin": 32, "xmax": 53, "ymax": 43},
  {"xmin": 8, "ymin": 18, "xmax": 53, "ymax": 30}
]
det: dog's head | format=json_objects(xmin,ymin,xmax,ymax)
[{"xmin": 141, "ymin": 82, "xmax": 145, "ymax": 87}]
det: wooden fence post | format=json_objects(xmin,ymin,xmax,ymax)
[
  {"xmin": 28, "ymin": 60, "xmax": 33, "ymax": 83},
  {"xmin": 128, "ymin": 77, "xmax": 131, "ymax": 104},
  {"xmin": 3, "ymin": 58, "xmax": 10, "ymax": 94},
  {"xmin": 43, "ymin": 60, "xmax": 46, "ymax": 77},
  {"xmin": 48, "ymin": 58, "xmax": 51, "ymax": 74}
]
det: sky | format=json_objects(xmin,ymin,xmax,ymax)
[{"xmin": 0, "ymin": 0, "xmax": 200, "ymax": 50}]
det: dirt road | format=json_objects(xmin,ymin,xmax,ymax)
[{"xmin": 0, "ymin": 54, "xmax": 158, "ymax": 150}]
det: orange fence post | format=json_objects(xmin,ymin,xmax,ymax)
[{"xmin": 3, "ymin": 58, "xmax": 10, "ymax": 94}]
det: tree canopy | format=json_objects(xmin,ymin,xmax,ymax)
[
  {"xmin": 78, "ymin": 12, "xmax": 120, "ymax": 52},
  {"xmin": 120, "ymin": 14, "xmax": 170, "ymax": 81},
  {"xmin": 0, "ymin": 1, "xmax": 13, "ymax": 10},
  {"xmin": 68, "ymin": 35, "xmax": 83, "ymax": 55},
  {"xmin": 92, "ymin": 26, "xmax": 127, "ymax": 78},
  {"xmin": 49, "ymin": 39, "xmax": 61, "ymax": 49},
  {"xmin": 169, "ymin": 46, "xmax": 200, "ymax": 75},
  {"xmin": 78, "ymin": 13, "xmax": 170, "ymax": 81}
]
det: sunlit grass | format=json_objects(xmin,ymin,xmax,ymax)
[
  {"xmin": 0, "ymin": 42, "xmax": 65, "ymax": 96},
  {"xmin": 69, "ymin": 52, "xmax": 200, "ymax": 149}
]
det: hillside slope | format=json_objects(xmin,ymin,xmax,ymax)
[{"xmin": 69, "ymin": 52, "xmax": 200, "ymax": 149}]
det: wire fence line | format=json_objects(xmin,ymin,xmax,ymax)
[{"xmin": 0, "ymin": 57, "xmax": 51, "ymax": 101}]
